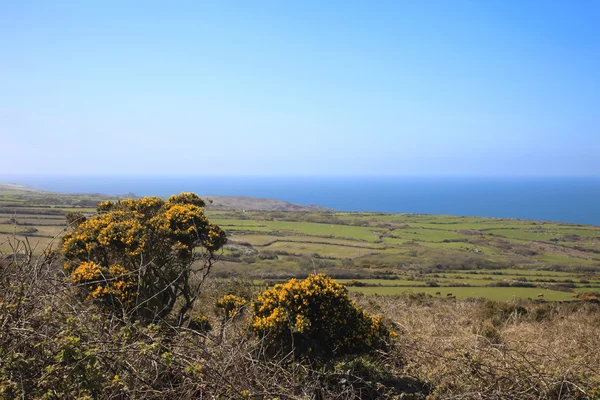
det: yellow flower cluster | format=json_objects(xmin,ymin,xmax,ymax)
[
  {"xmin": 166, "ymin": 192, "xmax": 206, "ymax": 208},
  {"xmin": 98, "ymin": 196, "xmax": 164, "ymax": 217},
  {"xmin": 118, "ymin": 197, "xmax": 164, "ymax": 216},
  {"xmin": 62, "ymin": 210, "xmax": 147, "ymax": 261},
  {"xmin": 154, "ymin": 204, "xmax": 205, "ymax": 230},
  {"xmin": 97, "ymin": 200, "xmax": 113, "ymax": 212},
  {"xmin": 251, "ymin": 274, "xmax": 395, "ymax": 359},
  {"xmin": 189, "ymin": 313, "xmax": 212, "ymax": 333},
  {"xmin": 216, "ymin": 294, "xmax": 247, "ymax": 320},
  {"xmin": 96, "ymin": 212, "xmax": 146, "ymax": 256},
  {"xmin": 70, "ymin": 261, "xmax": 103, "ymax": 282},
  {"xmin": 203, "ymin": 223, "xmax": 227, "ymax": 252},
  {"xmin": 70, "ymin": 262, "xmax": 136, "ymax": 302}
]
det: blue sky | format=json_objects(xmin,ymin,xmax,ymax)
[{"xmin": 1, "ymin": 1, "xmax": 598, "ymax": 176}]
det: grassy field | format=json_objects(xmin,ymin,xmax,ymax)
[
  {"xmin": 348, "ymin": 286, "xmax": 577, "ymax": 301},
  {"xmin": 210, "ymin": 209, "xmax": 600, "ymax": 301},
  {"xmin": 2, "ymin": 185, "xmax": 600, "ymax": 301}
]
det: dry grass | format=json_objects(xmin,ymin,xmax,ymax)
[{"xmin": 356, "ymin": 293, "xmax": 600, "ymax": 399}]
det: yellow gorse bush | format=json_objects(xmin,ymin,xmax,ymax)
[
  {"xmin": 251, "ymin": 274, "xmax": 395, "ymax": 361},
  {"xmin": 62, "ymin": 193, "xmax": 227, "ymax": 321},
  {"xmin": 216, "ymin": 294, "xmax": 247, "ymax": 320}
]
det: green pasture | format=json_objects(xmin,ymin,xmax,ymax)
[
  {"xmin": 436, "ymin": 272, "xmax": 597, "ymax": 284},
  {"xmin": 262, "ymin": 241, "xmax": 375, "ymax": 258},
  {"xmin": 230, "ymin": 234, "xmax": 382, "ymax": 248},
  {"xmin": 348, "ymin": 286, "xmax": 576, "ymax": 301},
  {"xmin": 335, "ymin": 278, "xmax": 426, "ymax": 286},
  {"xmin": 382, "ymin": 237, "xmax": 413, "ymax": 246},
  {"xmin": 210, "ymin": 219, "xmax": 266, "ymax": 227},
  {"xmin": 333, "ymin": 212, "xmax": 407, "ymax": 220},
  {"xmin": 416, "ymin": 241, "xmax": 471, "ymax": 250},
  {"xmin": 537, "ymin": 254, "xmax": 598, "ymax": 266},
  {"xmin": 405, "ymin": 221, "xmax": 533, "ymax": 231},
  {"xmin": 470, "ymin": 268, "xmax": 577, "ymax": 276},
  {"xmin": 418, "ymin": 241, "xmax": 500, "ymax": 255},
  {"xmin": 220, "ymin": 225, "xmax": 273, "ymax": 232},
  {"xmin": 228, "ymin": 234, "xmax": 284, "ymax": 245},
  {"xmin": 335, "ymin": 275, "xmax": 592, "ymax": 288},
  {"xmin": 439, "ymin": 272, "xmax": 566, "ymax": 281},
  {"xmin": 555, "ymin": 228, "xmax": 600, "ymax": 238},
  {"xmin": 390, "ymin": 228, "xmax": 470, "ymax": 242},
  {"xmin": 435, "ymin": 278, "xmax": 502, "ymax": 286},
  {"xmin": 574, "ymin": 287, "xmax": 600, "ymax": 293},
  {"xmin": 261, "ymin": 221, "xmax": 379, "ymax": 241},
  {"xmin": 484, "ymin": 229, "xmax": 564, "ymax": 241}
]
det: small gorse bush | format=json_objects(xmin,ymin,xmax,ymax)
[{"xmin": 251, "ymin": 274, "xmax": 395, "ymax": 362}]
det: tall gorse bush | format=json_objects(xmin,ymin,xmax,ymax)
[{"xmin": 61, "ymin": 193, "xmax": 226, "ymax": 323}]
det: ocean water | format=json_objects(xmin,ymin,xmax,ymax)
[{"xmin": 3, "ymin": 176, "xmax": 600, "ymax": 226}]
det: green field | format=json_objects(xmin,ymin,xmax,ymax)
[
  {"xmin": 348, "ymin": 286, "xmax": 577, "ymax": 301},
  {"xmin": 261, "ymin": 220, "xmax": 379, "ymax": 241},
  {"xmin": 261, "ymin": 241, "xmax": 376, "ymax": 258},
  {"xmin": 2, "ymin": 185, "xmax": 600, "ymax": 301}
]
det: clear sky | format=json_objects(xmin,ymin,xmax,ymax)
[{"xmin": 1, "ymin": 1, "xmax": 598, "ymax": 176}]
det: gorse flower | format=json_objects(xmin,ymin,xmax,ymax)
[
  {"xmin": 69, "ymin": 261, "xmax": 136, "ymax": 303},
  {"xmin": 216, "ymin": 294, "xmax": 248, "ymax": 320},
  {"xmin": 70, "ymin": 261, "xmax": 103, "ymax": 283}
]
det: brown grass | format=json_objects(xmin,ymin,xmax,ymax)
[{"xmin": 355, "ymin": 293, "xmax": 600, "ymax": 399}]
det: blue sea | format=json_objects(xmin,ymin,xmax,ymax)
[{"xmin": 2, "ymin": 176, "xmax": 600, "ymax": 226}]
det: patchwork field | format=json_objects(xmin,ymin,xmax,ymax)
[
  {"xmin": 2, "ymin": 185, "xmax": 600, "ymax": 301},
  {"xmin": 205, "ymin": 210, "xmax": 600, "ymax": 301}
]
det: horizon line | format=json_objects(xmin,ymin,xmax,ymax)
[{"xmin": 1, "ymin": 173, "xmax": 600, "ymax": 179}]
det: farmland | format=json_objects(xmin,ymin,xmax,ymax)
[
  {"xmin": 2, "ymin": 184, "xmax": 600, "ymax": 301},
  {"xmin": 211, "ymin": 209, "xmax": 600, "ymax": 301}
]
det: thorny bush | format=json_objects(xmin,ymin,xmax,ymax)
[
  {"xmin": 251, "ymin": 274, "xmax": 396, "ymax": 363},
  {"xmin": 61, "ymin": 193, "xmax": 227, "ymax": 323}
]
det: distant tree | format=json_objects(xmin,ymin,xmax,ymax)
[{"xmin": 61, "ymin": 193, "xmax": 227, "ymax": 323}]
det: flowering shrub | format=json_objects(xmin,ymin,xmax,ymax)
[
  {"xmin": 189, "ymin": 313, "xmax": 212, "ymax": 333},
  {"xmin": 69, "ymin": 261, "xmax": 136, "ymax": 304},
  {"xmin": 216, "ymin": 294, "xmax": 248, "ymax": 321},
  {"xmin": 251, "ymin": 274, "xmax": 395, "ymax": 361},
  {"xmin": 61, "ymin": 193, "xmax": 227, "ymax": 322}
]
